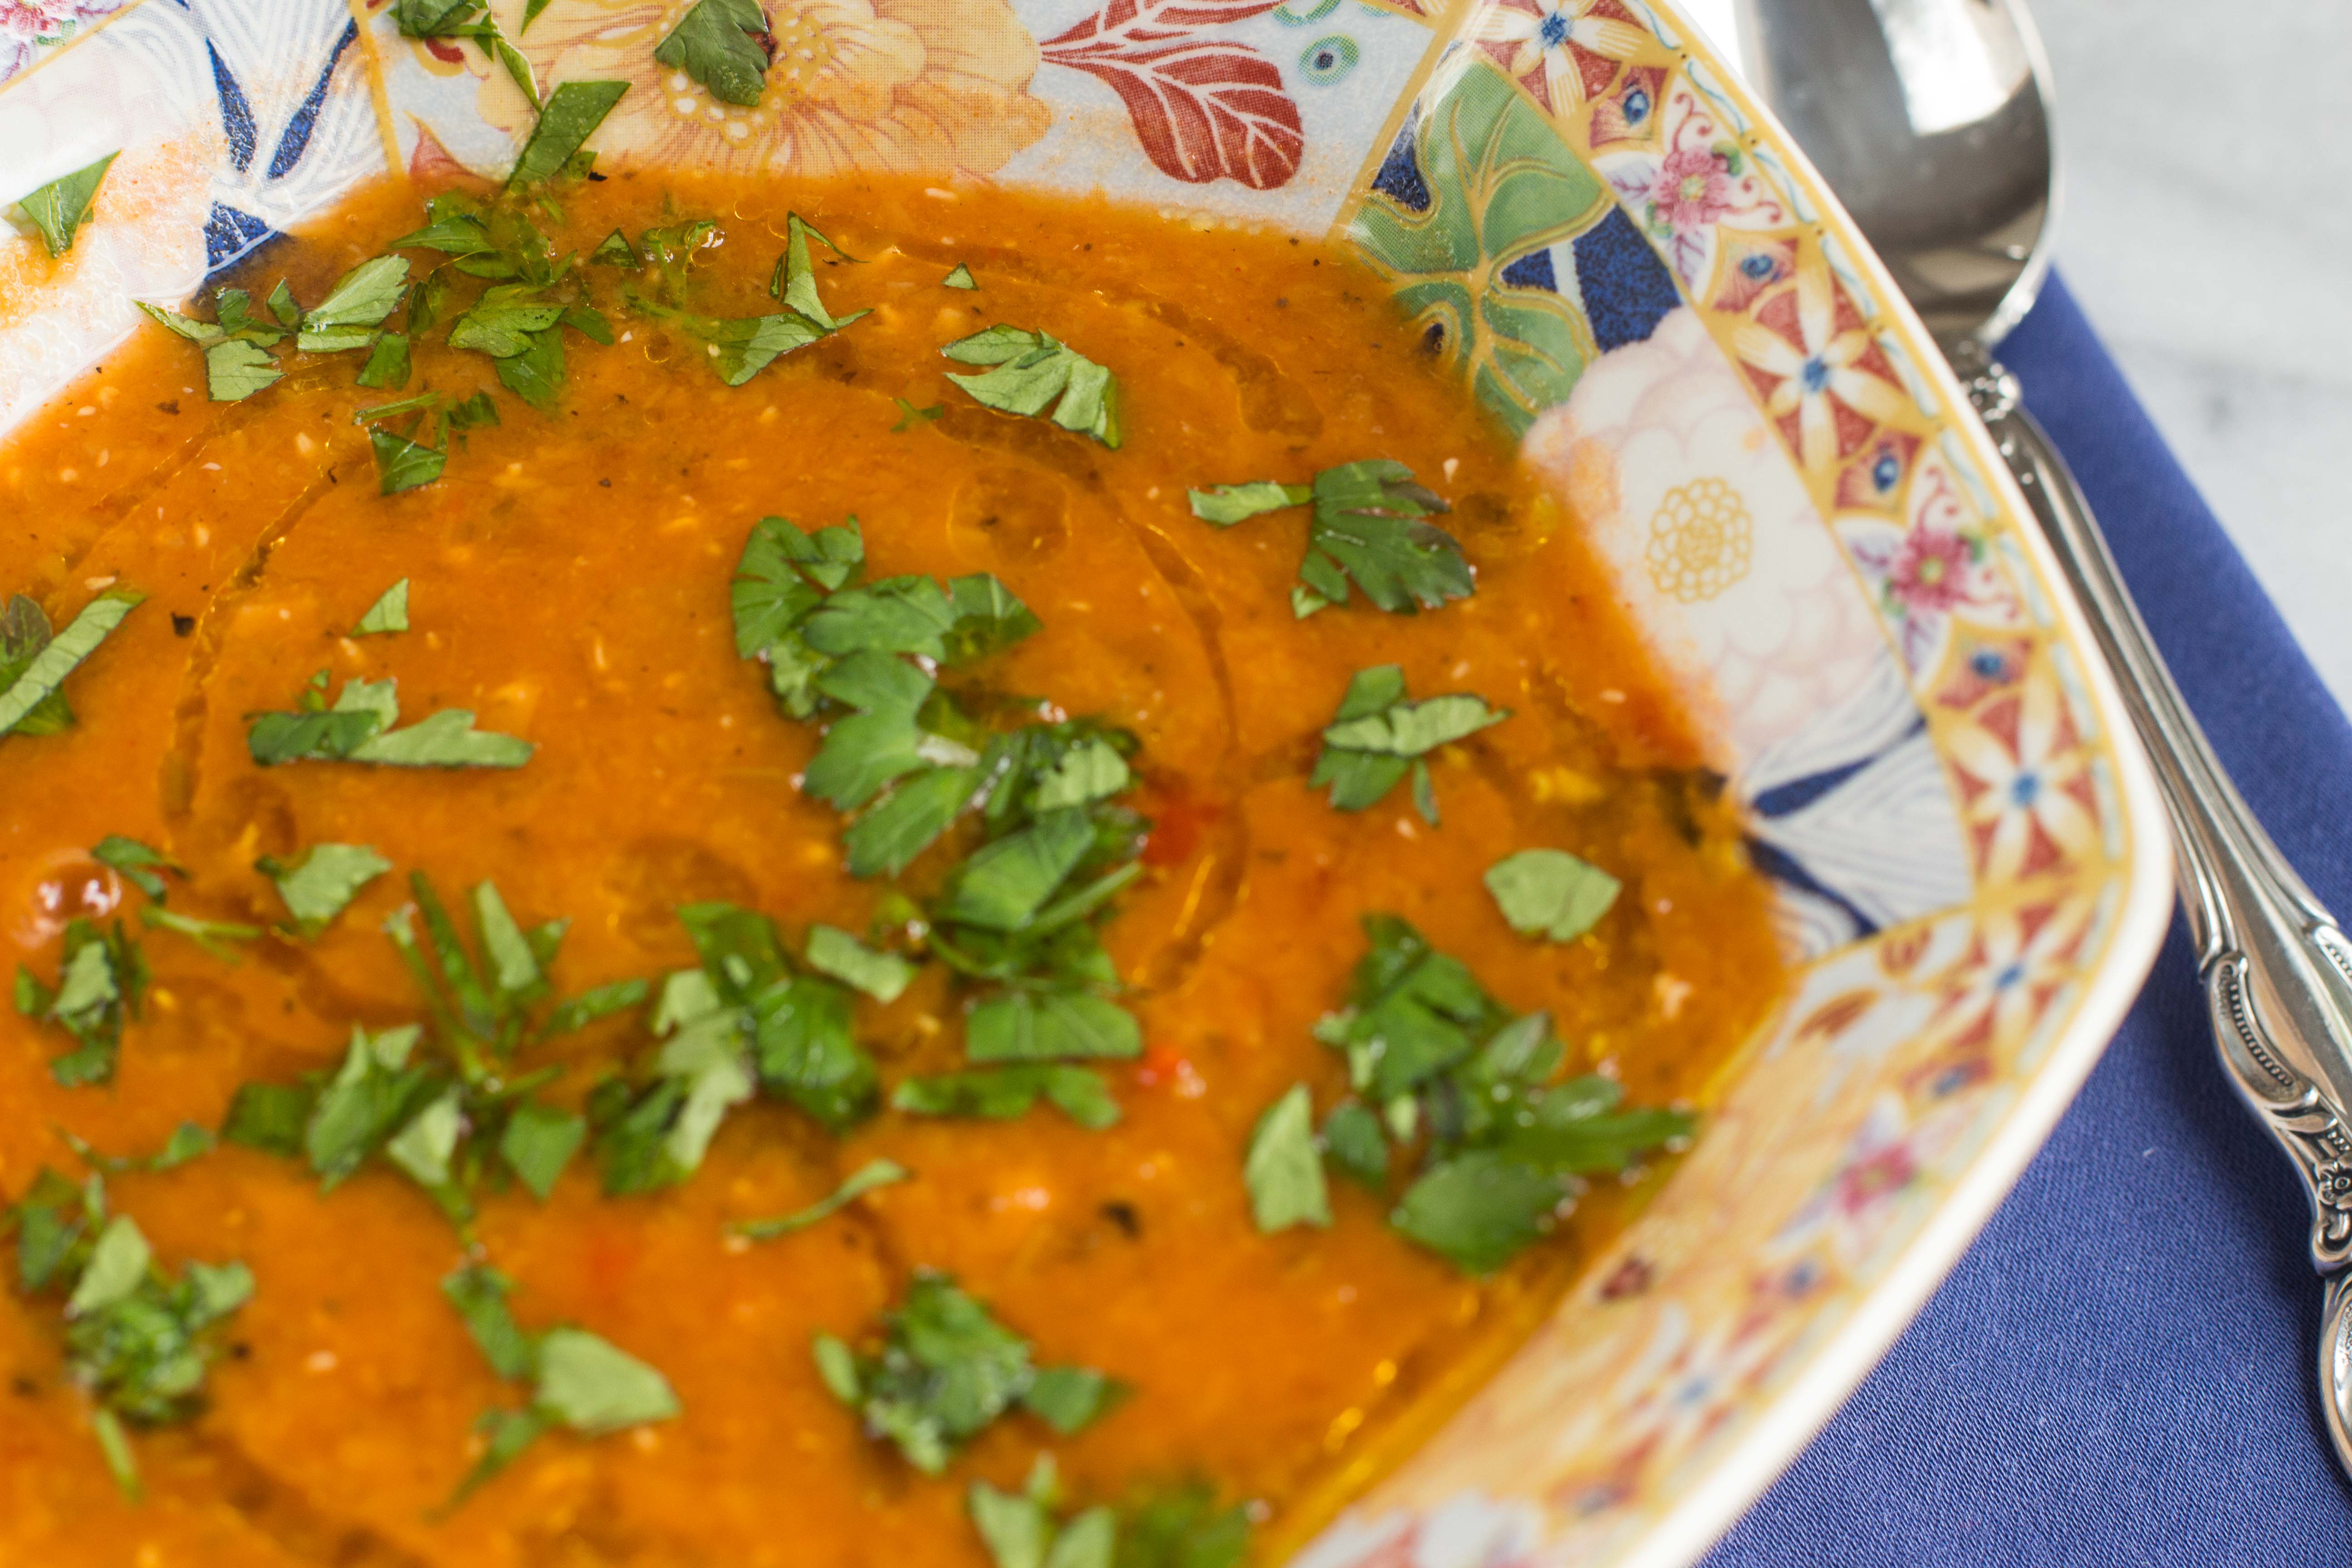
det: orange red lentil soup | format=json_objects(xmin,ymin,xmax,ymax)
[{"xmin": 0, "ymin": 171, "xmax": 1781, "ymax": 1566}]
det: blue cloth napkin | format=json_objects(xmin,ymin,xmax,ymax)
[{"xmin": 1700, "ymin": 276, "xmax": 2352, "ymax": 1565}]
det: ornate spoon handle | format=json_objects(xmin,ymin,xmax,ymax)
[{"xmin": 1965, "ymin": 361, "xmax": 2352, "ymax": 1468}]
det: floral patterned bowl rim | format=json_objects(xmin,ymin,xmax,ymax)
[{"xmin": 0, "ymin": 0, "xmax": 2173, "ymax": 1561}]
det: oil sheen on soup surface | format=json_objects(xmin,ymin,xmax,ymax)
[{"xmin": 0, "ymin": 169, "xmax": 1782, "ymax": 1568}]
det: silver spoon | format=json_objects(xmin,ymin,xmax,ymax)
[{"xmin": 1705, "ymin": 0, "xmax": 2352, "ymax": 1476}]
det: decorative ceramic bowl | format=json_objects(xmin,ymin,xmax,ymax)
[{"xmin": 0, "ymin": 1, "xmax": 2171, "ymax": 1562}]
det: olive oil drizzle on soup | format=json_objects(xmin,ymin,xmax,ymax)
[{"xmin": 0, "ymin": 170, "xmax": 1782, "ymax": 1568}]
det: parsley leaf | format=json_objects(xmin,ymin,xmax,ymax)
[
  {"xmin": 942, "ymin": 264, "xmax": 977, "ymax": 290},
  {"xmin": 357, "ymin": 330, "xmax": 412, "ymax": 388},
  {"xmin": 730, "ymin": 1157, "xmax": 909, "ymax": 1240},
  {"xmin": 141, "ymin": 906, "xmax": 262, "ymax": 962},
  {"xmin": 296, "ymin": 256, "xmax": 411, "ymax": 352},
  {"xmin": 1243, "ymin": 1083, "xmax": 1329, "ymax": 1233},
  {"xmin": 204, "ymin": 338, "xmax": 283, "ymax": 402},
  {"xmin": 589, "ymin": 227, "xmax": 639, "ymax": 266},
  {"xmin": 813, "ymin": 1272, "xmax": 1117, "ymax": 1474},
  {"xmin": 1485, "ymin": 848, "xmax": 1621, "ymax": 942},
  {"xmin": 91, "ymin": 835, "xmax": 182, "ymax": 903},
  {"xmin": 370, "ymin": 424, "xmax": 447, "ymax": 494},
  {"xmin": 0, "ymin": 595, "xmax": 73, "ymax": 735},
  {"xmin": 507, "ymin": 80, "xmax": 630, "ymax": 188},
  {"xmin": 942, "ymin": 325, "xmax": 1122, "ymax": 448},
  {"xmin": 246, "ymin": 675, "xmax": 532, "ymax": 769},
  {"xmin": 971, "ymin": 1460, "xmax": 1119, "ymax": 1568},
  {"xmin": 1187, "ymin": 480, "xmax": 1306, "ymax": 525},
  {"xmin": 1264, "ymin": 916, "xmax": 1694, "ymax": 1274},
  {"xmin": 352, "ymin": 578, "xmax": 411, "ymax": 636},
  {"xmin": 891, "ymin": 1064, "xmax": 1119, "ymax": 1129},
  {"xmin": 1189, "ymin": 461, "xmax": 1470, "ymax": 618},
  {"xmin": 805, "ymin": 924, "xmax": 917, "ymax": 1003},
  {"xmin": 58, "ymin": 1122, "xmax": 216, "ymax": 1176},
  {"xmin": 653, "ymin": 0, "xmax": 771, "ymax": 107},
  {"xmin": 14, "ymin": 918, "xmax": 145, "ymax": 1087},
  {"xmin": 0, "ymin": 588, "xmax": 141, "ymax": 740},
  {"xmin": 439, "ymin": 1264, "xmax": 678, "ymax": 1507},
  {"xmin": 2, "ymin": 1172, "xmax": 252, "ymax": 1499},
  {"xmin": 256, "ymin": 842, "xmax": 393, "ymax": 936},
  {"xmin": 1117, "ymin": 1486, "xmax": 1254, "ymax": 1568},
  {"xmin": 1309, "ymin": 665, "xmax": 1506, "ymax": 824},
  {"xmin": 12, "ymin": 152, "xmax": 117, "ymax": 257}
]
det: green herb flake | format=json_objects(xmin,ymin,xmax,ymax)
[
  {"xmin": 91, "ymin": 836, "xmax": 182, "ymax": 903},
  {"xmin": 498, "ymin": 1101, "xmax": 587, "ymax": 1200},
  {"xmin": 1243, "ymin": 1083, "xmax": 1330, "ymax": 1233},
  {"xmin": 942, "ymin": 264, "xmax": 977, "ymax": 290},
  {"xmin": 941, "ymin": 324, "xmax": 1121, "ymax": 448},
  {"xmin": 652, "ymin": 0, "xmax": 771, "ymax": 107},
  {"xmin": 203, "ymin": 338, "xmax": 282, "ymax": 403},
  {"xmin": 730, "ymin": 1157, "xmax": 909, "ymax": 1240},
  {"xmin": 589, "ymin": 227, "xmax": 640, "ymax": 267},
  {"xmin": 1485, "ymin": 848, "xmax": 1622, "ymax": 943},
  {"xmin": 256, "ymin": 842, "xmax": 394, "ymax": 936},
  {"xmin": 15, "ymin": 917, "xmax": 145, "ymax": 1087},
  {"xmin": 506, "ymin": 80, "xmax": 630, "ymax": 189},
  {"xmin": 220, "ymin": 1082, "xmax": 314, "ymax": 1157},
  {"xmin": 891, "ymin": 1065, "xmax": 1119, "ymax": 1130},
  {"xmin": 357, "ymin": 331, "xmax": 413, "ymax": 389},
  {"xmin": 813, "ymin": 1272, "xmax": 1112, "ymax": 1473},
  {"xmin": 804, "ymin": 924, "xmax": 917, "ymax": 1004},
  {"xmin": 0, "ymin": 595, "xmax": 72, "ymax": 735},
  {"xmin": 369, "ymin": 425, "xmax": 447, "ymax": 495},
  {"xmin": 0, "ymin": 588, "xmax": 140, "ymax": 741},
  {"xmin": 296, "ymin": 256, "xmax": 411, "ymax": 352},
  {"xmin": 12, "ymin": 152, "xmax": 118, "ymax": 257},
  {"xmin": 352, "ymin": 579, "xmax": 411, "ymax": 637},
  {"xmin": 1187, "ymin": 480, "xmax": 1307, "ymax": 526},
  {"xmin": 1309, "ymin": 665, "xmax": 1506, "ymax": 823},
  {"xmin": 142, "ymin": 906, "xmax": 263, "ymax": 962},
  {"xmin": 2, "ymin": 1174, "xmax": 252, "ymax": 1499},
  {"xmin": 892, "ymin": 397, "xmax": 944, "ymax": 432},
  {"xmin": 246, "ymin": 675, "xmax": 531, "ymax": 769}
]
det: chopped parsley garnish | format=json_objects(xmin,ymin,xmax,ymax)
[
  {"xmin": 1189, "ymin": 461, "xmax": 1471, "ymax": 618},
  {"xmin": 14, "ymin": 917, "xmax": 145, "ymax": 1087},
  {"xmin": 892, "ymin": 397, "xmax": 945, "ymax": 432},
  {"xmin": 0, "ymin": 588, "xmax": 142, "ymax": 740},
  {"xmin": 59, "ymin": 1122, "xmax": 216, "ymax": 1176},
  {"xmin": 729, "ymin": 1157, "xmax": 909, "ymax": 1240},
  {"xmin": 3, "ymin": 1171, "xmax": 253, "ymax": 1499},
  {"xmin": 439, "ymin": 1263, "xmax": 678, "ymax": 1508},
  {"xmin": 942, "ymin": 264, "xmax": 978, "ymax": 290},
  {"xmin": 92, "ymin": 835, "xmax": 181, "ymax": 902},
  {"xmin": 587, "ymin": 902, "xmax": 879, "ymax": 1195},
  {"xmin": 630, "ymin": 213, "xmax": 863, "ymax": 385},
  {"xmin": 1485, "ymin": 848, "xmax": 1621, "ymax": 943},
  {"xmin": 942, "ymin": 325, "xmax": 1122, "ymax": 448},
  {"xmin": 358, "ymin": 331, "xmax": 412, "ymax": 388},
  {"xmin": 392, "ymin": 0, "xmax": 547, "ymax": 119},
  {"xmin": 891, "ymin": 1064, "xmax": 1120, "ymax": 1129},
  {"xmin": 12, "ymin": 152, "xmax": 118, "ymax": 257},
  {"xmin": 256, "ymin": 842, "xmax": 393, "ymax": 936},
  {"xmin": 654, "ymin": 0, "xmax": 772, "ymax": 107},
  {"xmin": 222, "ymin": 874, "xmax": 644, "ymax": 1225},
  {"xmin": 1242, "ymin": 1084, "xmax": 1329, "ymax": 1233},
  {"xmin": 370, "ymin": 424, "xmax": 448, "ymax": 493},
  {"xmin": 141, "ymin": 258, "xmax": 413, "ymax": 402},
  {"xmin": 1310, "ymin": 665, "xmax": 1506, "ymax": 825},
  {"xmin": 1246, "ymin": 916, "xmax": 1693, "ymax": 1273},
  {"xmin": 295, "ymin": 256, "xmax": 412, "ymax": 352},
  {"xmin": 141, "ymin": 906, "xmax": 262, "ymax": 962},
  {"xmin": 812, "ymin": 1271, "xmax": 1120, "ymax": 1474},
  {"xmin": 729, "ymin": 514, "xmax": 1149, "ymax": 1096},
  {"xmin": 509, "ymin": 81, "xmax": 630, "ymax": 186},
  {"xmin": 245, "ymin": 672, "xmax": 532, "ymax": 769},
  {"xmin": 971, "ymin": 1457, "xmax": 1117, "ymax": 1568},
  {"xmin": 352, "ymin": 578, "xmax": 411, "ymax": 637},
  {"xmin": 805, "ymin": 924, "xmax": 917, "ymax": 1003}
]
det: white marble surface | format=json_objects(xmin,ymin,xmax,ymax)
[{"xmin": 2020, "ymin": 1, "xmax": 2352, "ymax": 714}]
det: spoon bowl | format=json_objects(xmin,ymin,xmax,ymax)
[{"xmin": 1709, "ymin": 0, "xmax": 2058, "ymax": 354}]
